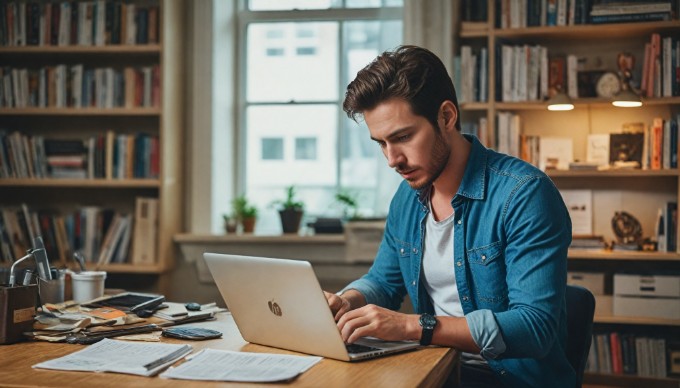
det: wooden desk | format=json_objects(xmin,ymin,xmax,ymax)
[{"xmin": 0, "ymin": 313, "xmax": 459, "ymax": 387}]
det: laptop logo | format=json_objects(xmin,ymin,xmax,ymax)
[{"xmin": 268, "ymin": 300, "xmax": 282, "ymax": 316}]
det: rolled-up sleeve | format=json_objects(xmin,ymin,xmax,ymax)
[{"xmin": 465, "ymin": 309, "xmax": 507, "ymax": 359}]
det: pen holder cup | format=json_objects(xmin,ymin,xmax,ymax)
[
  {"xmin": 37, "ymin": 272, "xmax": 65, "ymax": 305},
  {"xmin": 71, "ymin": 271, "xmax": 107, "ymax": 303},
  {"xmin": 0, "ymin": 284, "xmax": 38, "ymax": 345}
]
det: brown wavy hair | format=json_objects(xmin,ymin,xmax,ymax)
[{"xmin": 342, "ymin": 45, "xmax": 460, "ymax": 132}]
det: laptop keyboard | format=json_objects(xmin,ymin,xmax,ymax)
[{"xmin": 346, "ymin": 343, "xmax": 381, "ymax": 354}]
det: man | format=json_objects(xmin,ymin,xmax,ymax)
[{"xmin": 325, "ymin": 45, "xmax": 574, "ymax": 387}]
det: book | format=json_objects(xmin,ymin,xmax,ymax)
[
  {"xmin": 539, "ymin": 137, "xmax": 573, "ymax": 171},
  {"xmin": 560, "ymin": 190, "xmax": 593, "ymax": 236},
  {"xmin": 131, "ymin": 197, "xmax": 158, "ymax": 265},
  {"xmin": 590, "ymin": 11, "xmax": 671, "ymax": 24},
  {"xmin": 609, "ymin": 133, "xmax": 644, "ymax": 167}
]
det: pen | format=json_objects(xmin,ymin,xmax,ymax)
[{"xmin": 142, "ymin": 345, "xmax": 191, "ymax": 371}]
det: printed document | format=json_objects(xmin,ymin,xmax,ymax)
[
  {"xmin": 33, "ymin": 338, "xmax": 192, "ymax": 376},
  {"xmin": 160, "ymin": 348, "xmax": 322, "ymax": 382}
]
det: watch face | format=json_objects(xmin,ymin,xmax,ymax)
[
  {"xmin": 596, "ymin": 72, "xmax": 621, "ymax": 99},
  {"xmin": 420, "ymin": 314, "xmax": 437, "ymax": 329}
]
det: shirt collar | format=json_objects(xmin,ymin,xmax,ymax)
[{"xmin": 415, "ymin": 134, "xmax": 487, "ymax": 204}]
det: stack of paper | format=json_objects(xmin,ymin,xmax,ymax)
[
  {"xmin": 33, "ymin": 338, "xmax": 192, "ymax": 376},
  {"xmin": 160, "ymin": 349, "xmax": 322, "ymax": 383}
]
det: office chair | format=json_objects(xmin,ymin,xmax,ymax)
[{"xmin": 565, "ymin": 285, "xmax": 596, "ymax": 388}]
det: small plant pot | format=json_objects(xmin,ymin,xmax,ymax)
[
  {"xmin": 224, "ymin": 218, "xmax": 238, "ymax": 234},
  {"xmin": 241, "ymin": 217, "xmax": 256, "ymax": 233},
  {"xmin": 279, "ymin": 209, "xmax": 303, "ymax": 234}
]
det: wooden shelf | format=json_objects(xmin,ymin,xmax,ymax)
[
  {"xmin": 459, "ymin": 102, "xmax": 490, "ymax": 111},
  {"xmin": 0, "ymin": 1, "xmax": 184, "ymax": 295},
  {"xmin": 584, "ymin": 372, "xmax": 680, "ymax": 388},
  {"xmin": 96, "ymin": 263, "xmax": 169, "ymax": 274},
  {"xmin": 547, "ymin": 169, "xmax": 679, "ymax": 178},
  {"xmin": 0, "ymin": 44, "xmax": 161, "ymax": 54},
  {"xmin": 595, "ymin": 315, "xmax": 680, "ymax": 326},
  {"xmin": 493, "ymin": 20, "xmax": 680, "ymax": 40},
  {"xmin": 568, "ymin": 250, "xmax": 680, "ymax": 261},
  {"xmin": 0, "ymin": 179, "xmax": 160, "ymax": 188},
  {"xmin": 0, "ymin": 107, "xmax": 161, "ymax": 116},
  {"xmin": 493, "ymin": 96, "xmax": 680, "ymax": 110}
]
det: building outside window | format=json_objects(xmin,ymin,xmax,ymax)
[{"xmin": 240, "ymin": 0, "xmax": 403, "ymax": 233}]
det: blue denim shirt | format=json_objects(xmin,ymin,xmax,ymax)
[{"xmin": 343, "ymin": 135, "xmax": 574, "ymax": 387}]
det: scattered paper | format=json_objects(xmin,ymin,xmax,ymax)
[
  {"xmin": 33, "ymin": 338, "xmax": 192, "ymax": 376},
  {"xmin": 160, "ymin": 349, "xmax": 321, "ymax": 382}
]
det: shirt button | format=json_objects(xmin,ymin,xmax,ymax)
[
  {"xmin": 500, "ymin": 370, "xmax": 507, "ymax": 375},
  {"xmin": 412, "ymin": 281, "xmax": 416, "ymax": 286},
  {"xmin": 412, "ymin": 248, "xmax": 417, "ymax": 253},
  {"xmin": 400, "ymin": 248, "xmax": 404, "ymax": 254},
  {"xmin": 462, "ymin": 296, "xmax": 469, "ymax": 301},
  {"xmin": 457, "ymin": 219, "xmax": 462, "ymax": 225},
  {"xmin": 481, "ymin": 255, "xmax": 486, "ymax": 261},
  {"xmin": 456, "ymin": 261, "xmax": 462, "ymax": 267}
]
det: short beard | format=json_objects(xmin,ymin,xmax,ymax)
[{"xmin": 409, "ymin": 131, "xmax": 450, "ymax": 190}]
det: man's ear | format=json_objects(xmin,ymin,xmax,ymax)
[{"xmin": 438, "ymin": 100, "xmax": 458, "ymax": 132}]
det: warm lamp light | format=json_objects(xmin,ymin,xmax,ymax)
[
  {"xmin": 547, "ymin": 86, "xmax": 574, "ymax": 111},
  {"xmin": 612, "ymin": 52, "xmax": 643, "ymax": 108},
  {"xmin": 612, "ymin": 82, "xmax": 643, "ymax": 108}
]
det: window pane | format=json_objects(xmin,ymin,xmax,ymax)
[
  {"xmin": 262, "ymin": 138, "xmax": 284, "ymax": 160},
  {"xmin": 346, "ymin": 0, "xmax": 403, "ymax": 7},
  {"xmin": 339, "ymin": 20, "xmax": 403, "ymax": 217},
  {"xmin": 249, "ymin": 0, "xmax": 342, "ymax": 11},
  {"xmin": 295, "ymin": 137, "xmax": 317, "ymax": 160},
  {"xmin": 247, "ymin": 22, "xmax": 339, "ymax": 102},
  {"xmin": 246, "ymin": 104, "xmax": 338, "ymax": 232}
]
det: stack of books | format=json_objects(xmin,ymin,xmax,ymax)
[
  {"xmin": 570, "ymin": 235, "xmax": 606, "ymax": 250},
  {"xmin": 590, "ymin": 2, "xmax": 673, "ymax": 24}
]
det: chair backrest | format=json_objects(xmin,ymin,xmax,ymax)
[{"xmin": 565, "ymin": 285, "xmax": 596, "ymax": 388}]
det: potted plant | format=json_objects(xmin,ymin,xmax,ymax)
[
  {"xmin": 335, "ymin": 190, "xmax": 361, "ymax": 221},
  {"xmin": 222, "ymin": 213, "xmax": 238, "ymax": 234},
  {"xmin": 232, "ymin": 195, "xmax": 258, "ymax": 233},
  {"xmin": 272, "ymin": 185, "xmax": 305, "ymax": 234}
]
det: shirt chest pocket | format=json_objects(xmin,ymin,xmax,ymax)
[{"xmin": 466, "ymin": 241, "xmax": 507, "ymax": 304}]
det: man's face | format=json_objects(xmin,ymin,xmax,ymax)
[{"xmin": 364, "ymin": 98, "xmax": 450, "ymax": 190}]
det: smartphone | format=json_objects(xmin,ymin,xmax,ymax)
[{"xmin": 83, "ymin": 292, "xmax": 165, "ymax": 313}]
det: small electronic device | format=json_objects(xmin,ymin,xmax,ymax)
[
  {"xmin": 83, "ymin": 292, "xmax": 165, "ymax": 313},
  {"xmin": 162, "ymin": 327, "xmax": 222, "ymax": 340}
]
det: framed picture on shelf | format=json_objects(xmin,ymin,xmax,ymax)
[{"xmin": 609, "ymin": 133, "xmax": 644, "ymax": 168}]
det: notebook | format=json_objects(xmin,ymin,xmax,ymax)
[{"xmin": 203, "ymin": 252, "xmax": 421, "ymax": 361}]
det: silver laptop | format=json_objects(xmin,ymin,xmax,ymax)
[{"xmin": 203, "ymin": 252, "xmax": 421, "ymax": 361}]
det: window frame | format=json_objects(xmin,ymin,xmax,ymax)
[{"xmin": 235, "ymin": 2, "xmax": 402, "ymax": 215}]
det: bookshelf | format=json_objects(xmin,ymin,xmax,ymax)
[
  {"xmin": 457, "ymin": 1, "xmax": 679, "ymax": 386},
  {"xmin": 0, "ymin": 0, "xmax": 185, "ymax": 294}
]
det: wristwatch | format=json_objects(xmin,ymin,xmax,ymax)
[{"xmin": 419, "ymin": 313, "xmax": 437, "ymax": 346}]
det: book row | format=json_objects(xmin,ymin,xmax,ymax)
[
  {"xmin": 586, "ymin": 332, "xmax": 672, "ymax": 378},
  {"xmin": 0, "ymin": 64, "xmax": 160, "ymax": 109},
  {"xmin": 482, "ymin": 0, "xmax": 676, "ymax": 28},
  {"xmin": 462, "ymin": 114, "xmax": 680, "ymax": 172},
  {"xmin": 642, "ymin": 34, "xmax": 680, "ymax": 99},
  {"xmin": 0, "ymin": 198, "xmax": 158, "ymax": 267},
  {"xmin": 0, "ymin": 131, "xmax": 160, "ymax": 180},
  {"xmin": 0, "ymin": 1, "xmax": 159, "ymax": 47},
  {"xmin": 495, "ymin": 0, "xmax": 594, "ymax": 28}
]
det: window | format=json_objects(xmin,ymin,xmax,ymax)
[
  {"xmin": 240, "ymin": 0, "xmax": 403, "ymax": 233},
  {"xmin": 295, "ymin": 137, "xmax": 317, "ymax": 160},
  {"xmin": 261, "ymin": 138, "xmax": 284, "ymax": 160}
]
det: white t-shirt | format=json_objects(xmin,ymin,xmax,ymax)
[{"xmin": 422, "ymin": 203, "xmax": 486, "ymax": 364}]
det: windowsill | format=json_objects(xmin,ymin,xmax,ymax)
[{"xmin": 173, "ymin": 233, "xmax": 346, "ymax": 244}]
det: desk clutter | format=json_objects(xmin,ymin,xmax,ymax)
[{"xmin": 27, "ymin": 298, "xmax": 225, "ymax": 344}]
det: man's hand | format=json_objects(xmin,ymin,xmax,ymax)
[
  {"xmin": 336, "ymin": 304, "xmax": 420, "ymax": 344},
  {"xmin": 324, "ymin": 291, "xmax": 352, "ymax": 321}
]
